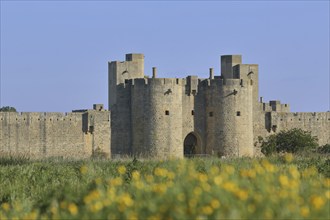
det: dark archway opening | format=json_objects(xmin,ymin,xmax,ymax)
[{"xmin": 184, "ymin": 133, "xmax": 197, "ymax": 157}]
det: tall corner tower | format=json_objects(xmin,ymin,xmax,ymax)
[
  {"xmin": 108, "ymin": 53, "xmax": 145, "ymax": 109},
  {"xmin": 218, "ymin": 55, "xmax": 254, "ymax": 157}
]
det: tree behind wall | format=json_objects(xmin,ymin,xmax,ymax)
[
  {"xmin": 260, "ymin": 128, "xmax": 318, "ymax": 156},
  {"xmin": 0, "ymin": 106, "xmax": 17, "ymax": 112}
]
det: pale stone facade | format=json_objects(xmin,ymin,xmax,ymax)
[
  {"xmin": 0, "ymin": 53, "xmax": 329, "ymax": 159},
  {"xmin": 0, "ymin": 106, "xmax": 111, "ymax": 159},
  {"xmin": 109, "ymin": 54, "xmax": 329, "ymax": 158}
]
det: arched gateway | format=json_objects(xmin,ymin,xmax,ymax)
[{"xmin": 184, "ymin": 132, "xmax": 200, "ymax": 157}]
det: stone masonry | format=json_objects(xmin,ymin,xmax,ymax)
[
  {"xmin": 109, "ymin": 54, "xmax": 329, "ymax": 158},
  {"xmin": 0, "ymin": 53, "xmax": 329, "ymax": 159}
]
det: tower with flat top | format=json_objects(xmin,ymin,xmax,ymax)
[
  {"xmin": 108, "ymin": 53, "xmax": 329, "ymax": 158},
  {"xmin": 0, "ymin": 53, "xmax": 329, "ymax": 159}
]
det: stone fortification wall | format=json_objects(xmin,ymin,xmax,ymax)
[
  {"xmin": 253, "ymin": 111, "xmax": 330, "ymax": 155},
  {"xmin": 0, "ymin": 110, "xmax": 110, "ymax": 159},
  {"xmin": 108, "ymin": 54, "xmax": 144, "ymax": 109},
  {"xmin": 110, "ymin": 83, "xmax": 132, "ymax": 156},
  {"xmin": 268, "ymin": 112, "xmax": 330, "ymax": 146},
  {"xmin": 201, "ymin": 78, "xmax": 254, "ymax": 156},
  {"xmin": 220, "ymin": 79, "xmax": 254, "ymax": 156},
  {"xmin": 108, "ymin": 53, "xmax": 145, "ymax": 157},
  {"xmin": 129, "ymin": 77, "xmax": 184, "ymax": 158},
  {"xmin": 182, "ymin": 76, "xmax": 205, "ymax": 155},
  {"xmin": 202, "ymin": 78, "xmax": 222, "ymax": 154}
]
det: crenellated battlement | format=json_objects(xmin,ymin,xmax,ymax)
[
  {"xmin": 0, "ymin": 105, "xmax": 110, "ymax": 159},
  {"xmin": 1, "ymin": 53, "xmax": 328, "ymax": 160},
  {"xmin": 121, "ymin": 76, "xmax": 253, "ymax": 94},
  {"xmin": 0, "ymin": 112, "xmax": 83, "ymax": 123}
]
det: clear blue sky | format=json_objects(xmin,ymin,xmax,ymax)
[{"xmin": 1, "ymin": 1, "xmax": 329, "ymax": 112}]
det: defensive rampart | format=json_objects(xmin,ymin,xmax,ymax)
[
  {"xmin": 267, "ymin": 112, "xmax": 330, "ymax": 145},
  {"xmin": 0, "ymin": 108, "xmax": 110, "ymax": 159}
]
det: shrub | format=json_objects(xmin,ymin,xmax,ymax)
[
  {"xmin": 317, "ymin": 144, "xmax": 330, "ymax": 154},
  {"xmin": 261, "ymin": 128, "xmax": 318, "ymax": 156},
  {"xmin": 0, "ymin": 106, "xmax": 17, "ymax": 112}
]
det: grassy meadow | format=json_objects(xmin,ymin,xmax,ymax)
[{"xmin": 0, "ymin": 155, "xmax": 329, "ymax": 219}]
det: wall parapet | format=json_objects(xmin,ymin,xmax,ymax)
[{"xmin": 0, "ymin": 105, "xmax": 110, "ymax": 159}]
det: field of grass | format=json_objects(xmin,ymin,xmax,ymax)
[{"xmin": 0, "ymin": 155, "xmax": 329, "ymax": 219}]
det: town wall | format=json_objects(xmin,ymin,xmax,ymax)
[
  {"xmin": 1, "ymin": 53, "xmax": 328, "ymax": 160},
  {"xmin": 268, "ymin": 112, "xmax": 330, "ymax": 146},
  {"xmin": 0, "ymin": 110, "xmax": 110, "ymax": 159}
]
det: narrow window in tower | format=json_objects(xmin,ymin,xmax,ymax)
[
  {"xmin": 165, "ymin": 110, "xmax": 170, "ymax": 115},
  {"xmin": 236, "ymin": 111, "xmax": 241, "ymax": 116},
  {"xmin": 191, "ymin": 110, "xmax": 194, "ymax": 115},
  {"xmin": 209, "ymin": 112, "xmax": 213, "ymax": 117}
]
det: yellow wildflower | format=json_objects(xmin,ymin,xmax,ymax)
[
  {"xmin": 154, "ymin": 167, "xmax": 168, "ymax": 177},
  {"xmin": 279, "ymin": 190, "xmax": 288, "ymax": 199},
  {"xmin": 289, "ymin": 166, "xmax": 300, "ymax": 179},
  {"xmin": 95, "ymin": 177, "xmax": 102, "ymax": 185},
  {"xmin": 236, "ymin": 190, "xmax": 248, "ymax": 201},
  {"xmin": 167, "ymin": 171, "xmax": 175, "ymax": 180},
  {"xmin": 311, "ymin": 195, "xmax": 325, "ymax": 210},
  {"xmin": 240, "ymin": 169, "xmax": 256, "ymax": 178},
  {"xmin": 302, "ymin": 167, "xmax": 318, "ymax": 178},
  {"xmin": 109, "ymin": 177, "xmax": 123, "ymax": 186},
  {"xmin": 84, "ymin": 190, "xmax": 101, "ymax": 204},
  {"xmin": 132, "ymin": 171, "xmax": 140, "ymax": 180},
  {"xmin": 279, "ymin": 175, "xmax": 289, "ymax": 187},
  {"xmin": 284, "ymin": 153, "xmax": 293, "ymax": 163},
  {"xmin": 222, "ymin": 181, "xmax": 237, "ymax": 192},
  {"xmin": 145, "ymin": 175, "xmax": 154, "ymax": 183},
  {"xmin": 117, "ymin": 165, "xmax": 126, "ymax": 175},
  {"xmin": 68, "ymin": 203, "xmax": 78, "ymax": 216},
  {"xmin": 202, "ymin": 206, "xmax": 213, "ymax": 215},
  {"xmin": 214, "ymin": 176, "xmax": 223, "ymax": 186},
  {"xmin": 262, "ymin": 160, "xmax": 276, "ymax": 172},
  {"xmin": 1, "ymin": 203, "xmax": 10, "ymax": 211},
  {"xmin": 300, "ymin": 206, "xmax": 309, "ymax": 217},
  {"xmin": 153, "ymin": 184, "xmax": 167, "ymax": 194},
  {"xmin": 134, "ymin": 180, "xmax": 144, "ymax": 190},
  {"xmin": 202, "ymin": 183, "xmax": 211, "ymax": 192},
  {"xmin": 90, "ymin": 201, "xmax": 103, "ymax": 213},
  {"xmin": 193, "ymin": 187, "xmax": 202, "ymax": 196},
  {"xmin": 121, "ymin": 193, "xmax": 134, "ymax": 207},
  {"xmin": 325, "ymin": 190, "xmax": 330, "ymax": 199},
  {"xmin": 24, "ymin": 210, "xmax": 38, "ymax": 220},
  {"xmin": 80, "ymin": 165, "xmax": 88, "ymax": 174},
  {"xmin": 210, "ymin": 199, "xmax": 220, "ymax": 209},
  {"xmin": 224, "ymin": 165, "xmax": 235, "ymax": 175},
  {"xmin": 50, "ymin": 206, "xmax": 57, "ymax": 215},
  {"xmin": 198, "ymin": 173, "xmax": 208, "ymax": 182},
  {"xmin": 210, "ymin": 166, "xmax": 219, "ymax": 175}
]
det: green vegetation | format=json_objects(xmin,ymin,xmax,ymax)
[
  {"xmin": 0, "ymin": 106, "xmax": 17, "ymax": 112},
  {"xmin": 0, "ymin": 156, "xmax": 329, "ymax": 219},
  {"xmin": 260, "ymin": 128, "xmax": 319, "ymax": 156},
  {"xmin": 318, "ymin": 144, "xmax": 330, "ymax": 154}
]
